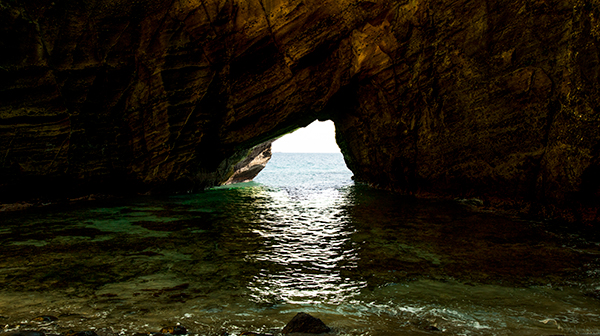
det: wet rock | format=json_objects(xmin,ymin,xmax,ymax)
[
  {"xmin": 585, "ymin": 289, "xmax": 600, "ymax": 300},
  {"xmin": 1, "ymin": 332, "xmax": 46, "ymax": 336},
  {"xmin": 424, "ymin": 326, "xmax": 440, "ymax": 332},
  {"xmin": 126, "ymin": 251, "xmax": 163, "ymax": 257},
  {"xmin": 98, "ymin": 293, "xmax": 119, "ymax": 298},
  {"xmin": 163, "ymin": 284, "xmax": 190, "ymax": 291},
  {"xmin": 64, "ymin": 331, "xmax": 98, "ymax": 336},
  {"xmin": 0, "ymin": 203, "xmax": 35, "ymax": 212},
  {"xmin": 159, "ymin": 326, "xmax": 187, "ymax": 335},
  {"xmin": 90, "ymin": 329, "xmax": 117, "ymax": 336},
  {"xmin": 32, "ymin": 315, "xmax": 59, "ymax": 322},
  {"xmin": 167, "ymin": 293, "xmax": 191, "ymax": 302},
  {"xmin": 456, "ymin": 198, "xmax": 484, "ymax": 207},
  {"xmin": 282, "ymin": 313, "xmax": 331, "ymax": 334}
]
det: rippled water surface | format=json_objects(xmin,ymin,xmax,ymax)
[{"xmin": 1, "ymin": 153, "xmax": 600, "ymax": 335}]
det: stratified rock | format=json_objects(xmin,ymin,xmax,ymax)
[
  {"xmin": 0, "ymin": 0, "xmax": 598, "ymax": 222},
  {"xmin": 282, "ymin": 312, "xmax": 331, "ymax": 334},
  {"xmin": 329, "ymin": 0, "xmax": 600, "ymax": 223},
  {"xmin": 225, "ymin": 140, "xmax": 274, "ymax": 185}
]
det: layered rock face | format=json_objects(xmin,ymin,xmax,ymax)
[
  {"xmin": 224, "ymin": 140, "xmax": 273, "ymax": 185},
  {"xmin": 0, "ymin": 0, "xmax": 598, "ymax": 221},
  {"xmin": 329, "ymin": 0, "xmax": 600, "ymax": 222}
]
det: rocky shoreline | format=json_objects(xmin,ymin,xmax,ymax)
[{"xmin": 0, "ymin": 313, "xmax": 333, "ymax": 336}]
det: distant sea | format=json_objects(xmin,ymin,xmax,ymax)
[
  {"xmin": 1, "ymin": 152, "xmax": 600, "ymax": 335},
  {"xmin": 253, "ymin": 152, "xmax": 353, "ymax": 189}
]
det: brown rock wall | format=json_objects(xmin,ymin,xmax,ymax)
[
  {"xmin": 332, "ymin": 0, "xmax": 600, "ymax": 221},
  {"xmin": 0, "ymin": 0, "xmax": 599, "ymax": 221}
]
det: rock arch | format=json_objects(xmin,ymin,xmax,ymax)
[{"xmin": 0, "ymin": 0, "xmax": 599, "ymax": 222}]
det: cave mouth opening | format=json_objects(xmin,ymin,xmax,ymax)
[
  {"xmin": 253, "ymin": 120, "xmax": 354, "ymax": 189},
  {"xmin": 271, "ymin": 120, "xmax": 342, "ymax": 154}
]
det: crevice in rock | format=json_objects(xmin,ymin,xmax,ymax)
[{"xmin": 257, "ymin": 0, "xmax": 287, "ymax": 70}]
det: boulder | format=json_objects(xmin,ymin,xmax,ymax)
[{"xmin": 282, "ymin": 312, "xmax": 331, "ymax": 334}]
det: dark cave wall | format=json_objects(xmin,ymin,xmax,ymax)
[
  {"xmin": 0, "ymin": 0, "xmax": 379, "ymax": 198},
  {"xmin": 329, "ymin": 0, "xmax": 600, "ymax": 221},
  {"xmin": 0, "ymin": 0, "xmax": 599, "ymax": 221}
]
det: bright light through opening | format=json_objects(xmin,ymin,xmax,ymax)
[{"xmin": 272, "ymin": 120, "xmax": 341, "ymax": 153}]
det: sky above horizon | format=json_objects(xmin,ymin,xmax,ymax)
[{"xmin": 271, "ymin": 120, "xmax": 341, "ymax": 153}]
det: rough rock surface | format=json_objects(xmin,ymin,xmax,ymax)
[
  {"xmin": 224, "ymin": 140, "xmax": 274, "ymax": 184},
  {"xmin": 0, "ymin": 332, "xmax": 46, "ymax": 336},
  {"xmin": 282, "ymin": 312, "xmax": 331, "ymax": 334},
  {"xmin": 0, "ymin": 0, "xmax": 599, "ymax": 222}
]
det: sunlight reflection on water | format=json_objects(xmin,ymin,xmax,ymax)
[
  {"xmin": 1, "ymin": 154, "xmax": 600, "ymax": 335},
  {"xmin": 247, "ymin": 187, "xmax": 366, "ymax": 305}
]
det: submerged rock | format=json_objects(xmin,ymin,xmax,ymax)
[
  {"xmin": 1, "ymin": 332, "xmax": 46, "ymax": 336},
  {"xmin": 282, "ymin": 313, "xmax": 331, "ymax": 334},
  {"xmin": 32, "ymin": 316, "xmax": 58, "ymax": 322},
  {"xmin": 64, "ymin": 331, "xmax": 98, "ymax": 336},
  {"xmin": 158, "ymin": 326, "xmax": 187, "ymax": 335}
]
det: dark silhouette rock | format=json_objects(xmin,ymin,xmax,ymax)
[
  {"xmin": 65, "ymin": 331, "xmax": 98, "ymax": 336},
  {"xmin": 282, "ymin": 312, "xmax": 331, "ymax": 334}
]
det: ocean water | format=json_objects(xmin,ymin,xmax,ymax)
[{"xmin": 1, "ymin": 152, "xmax": 600, "ymax": 335}]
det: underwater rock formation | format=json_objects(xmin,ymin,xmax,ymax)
[{"xmin": 0, "ymin": 0, "xmax": 598, "ymax": 221}]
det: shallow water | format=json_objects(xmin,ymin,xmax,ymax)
[{"xmin": 1, "ymin": 153, "xmax": 600, "ymax": 335}]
